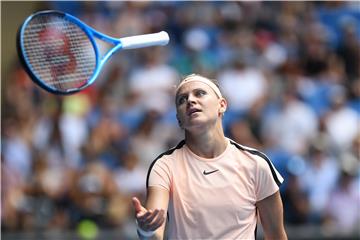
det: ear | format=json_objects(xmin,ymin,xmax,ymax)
[{"xmin": 218, "ymin": 98, "xmax": 227, "ymax": 114}]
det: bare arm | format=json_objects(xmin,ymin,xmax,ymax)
[
  {"xmin": 256, "ymin": 191, "xmax": 287, "ymax": 240},
  {"xmin": 132, "ymin": 187, "xmax": 169, "ymax": 240}
]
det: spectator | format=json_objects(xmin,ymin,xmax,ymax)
[
  {"xmin": 218, "ymin": 56, "xmax": 268, "ymax": 115},
  {"xmin": 299, "ymin": 141, "xmax": 339, "ymax": 223},
  {"xmin": 113, "ymin": 150, "xmax": 147, "ymax": 196},
  {"xmin": 324, "ymin": 168, "xmax": 360, "ymax": 235},
  {"xmin": 128, "ymin": 47, "xmax": 179, "ymax": 115},
  {"xmin": 324, "ymin": 85, "xmax": 359, "ymax": 152},
  {"xmin": 262, "ymin": 87, "xmax": 318, "ymax": 155}
]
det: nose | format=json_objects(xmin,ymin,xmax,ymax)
[{"xmin": 187, "ymin": 93, "xmax": 196, "ymax": 105}]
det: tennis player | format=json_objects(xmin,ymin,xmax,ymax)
[{"xmin": 132, "ymin": 74, "xmax": 287, "ymax": 239}]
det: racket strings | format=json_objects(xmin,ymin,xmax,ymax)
[{"xmin": 22, "ymin": 14, "xmax": 96, "ymax": 91}]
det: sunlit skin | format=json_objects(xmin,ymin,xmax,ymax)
[
  {"xmin": 175, "ymin": 82, "xmax": 225, "ymax": 129},
  {"xmin": 175, "ymin": 81, "xmax": 228, "ymax": 158}
]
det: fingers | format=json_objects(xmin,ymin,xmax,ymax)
[
  {"xmin": 137, "ymin": 209, "xmax": 166, "ymax": 232},
  {"xmin": 132, "ymin": 197, "xmax": 145, "ymax": 213},
  {"xmin": 132, "ymin": 197, "xmax": 166, "ymax": 232},
  {"xmin": 148, "ymin": 209, "xmax": 166, "ymax": 231}
]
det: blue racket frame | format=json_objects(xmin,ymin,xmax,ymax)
[{"xmin": 17, "ymin": 10, "xmax": 126, "ymax": 95}]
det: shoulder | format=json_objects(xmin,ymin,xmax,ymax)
[
  {"xmin": 146, "ymin": 140, "xmax": 186, "ymax": 185},
  {"xmin": 152, "ymin": 140, "xmax": 186, "ymax": 164},
  {"xmin": 228, "ymin": 138, "xmax": 283, "ymax": 187},
  {"xmin": 228, "ymin": 138, "xmax": 269, "ymax": 162}
]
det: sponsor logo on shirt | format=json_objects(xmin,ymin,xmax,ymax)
[{"xmin": 203, "ymin": 169, "xmax": 219, "ymax": 175}]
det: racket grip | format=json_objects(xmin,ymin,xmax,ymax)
[{"xmin": 120, "ymin": 31, "xmax": 169, "ymax": 50}]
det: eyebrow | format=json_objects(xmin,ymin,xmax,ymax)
[
  {"xmin": 176, "ymin": 88, "xmax": 207, "ymax": 97},
  {"xmin": 175, "ymin": 88, "xmax": 208, "ymax": 105}
]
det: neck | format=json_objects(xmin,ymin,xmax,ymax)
[{"xmin": 185, "ymin": 123, "xmax": 227, "ymax": 158}]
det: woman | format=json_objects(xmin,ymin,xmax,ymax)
[{"xmin": 132, "ymin": 74, "xmax": 287, "ymax": 239}]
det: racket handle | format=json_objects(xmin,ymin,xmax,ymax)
[{"xmin": 120, "ymin": 31, "xmax": 169, "ymax": 50}]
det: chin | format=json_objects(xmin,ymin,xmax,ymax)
[{"xmin": 184, "ymin": 120, "xmax": 211, "ymax": 132}]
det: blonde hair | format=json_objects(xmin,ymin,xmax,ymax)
[{"xmin": 175, "ymin": 74, "xmax": 222, "ymax": 98}]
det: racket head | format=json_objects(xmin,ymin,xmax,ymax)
[{"xmin": 17, "ymin": 10, "xmax": 99, "ymax": 94}]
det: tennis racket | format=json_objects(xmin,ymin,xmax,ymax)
[{"xmin": 17, "ymin": 10, "xmax": 170, "ymax": 95}]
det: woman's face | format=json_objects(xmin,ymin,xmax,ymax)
[{"xmin": 175, "ymin": 80, "xmax": 226, "ymax": 131}]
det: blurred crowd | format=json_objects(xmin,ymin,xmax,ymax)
[{"xmin": 2, "ymin": 1, "xmax": 360, "ymax": 239}]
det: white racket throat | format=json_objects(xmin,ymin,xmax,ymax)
[{"xmin": 120, "ymin": 31, "xmax": 169, "ymax": 50}]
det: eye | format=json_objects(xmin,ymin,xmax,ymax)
[
  {"xmin": 177, "ymin": 95, "xmax": 187, "ymax": 105},
  {"xmin": 195, "ymin": 89, "xmax": 206, "ymax": 97}
]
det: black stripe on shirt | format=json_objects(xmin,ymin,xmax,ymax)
[
  {"xmin": 146, "ymin": 140, "xmax": 186, "ymax": 188},
  {"xmin": 230, "ymin": 140, "xmax": 282, "ymax": 187},
  {"xmin": 254, "ymin": 224, "xmax": 257, "ymax": 239}
]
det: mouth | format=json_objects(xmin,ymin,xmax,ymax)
[{"xmin": 187, "ymin": 108, "xmax": 201, "ymax": 116}]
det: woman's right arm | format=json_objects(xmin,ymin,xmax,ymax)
[{"xmin": 132, "ymin": 186, "xmax": 170, "ymax": 240}]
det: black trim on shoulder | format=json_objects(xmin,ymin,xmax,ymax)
[
  {"xmin": 254, "ymin": 224, "xmax": 257, "ymax": 239},
  {"xmin": 146, "ymin": 140, "xmax": 186, "ymax": 188},
  {"xmin": 230, "ymin": 140, "xmax": 282, "ymax": 187}
]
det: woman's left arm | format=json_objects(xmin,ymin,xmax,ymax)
[{"xmin": 256, "ymin": 191, "xmax": 288, "ymax": 240}]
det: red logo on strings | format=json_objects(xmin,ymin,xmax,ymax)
[{"xmin": 38, "ymin": 27, "xmax": 78, "ymax": 84}]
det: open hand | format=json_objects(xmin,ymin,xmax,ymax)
[{"xmin": 132, "ymin": 197, "xmax": 166, "ymax": 232}]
